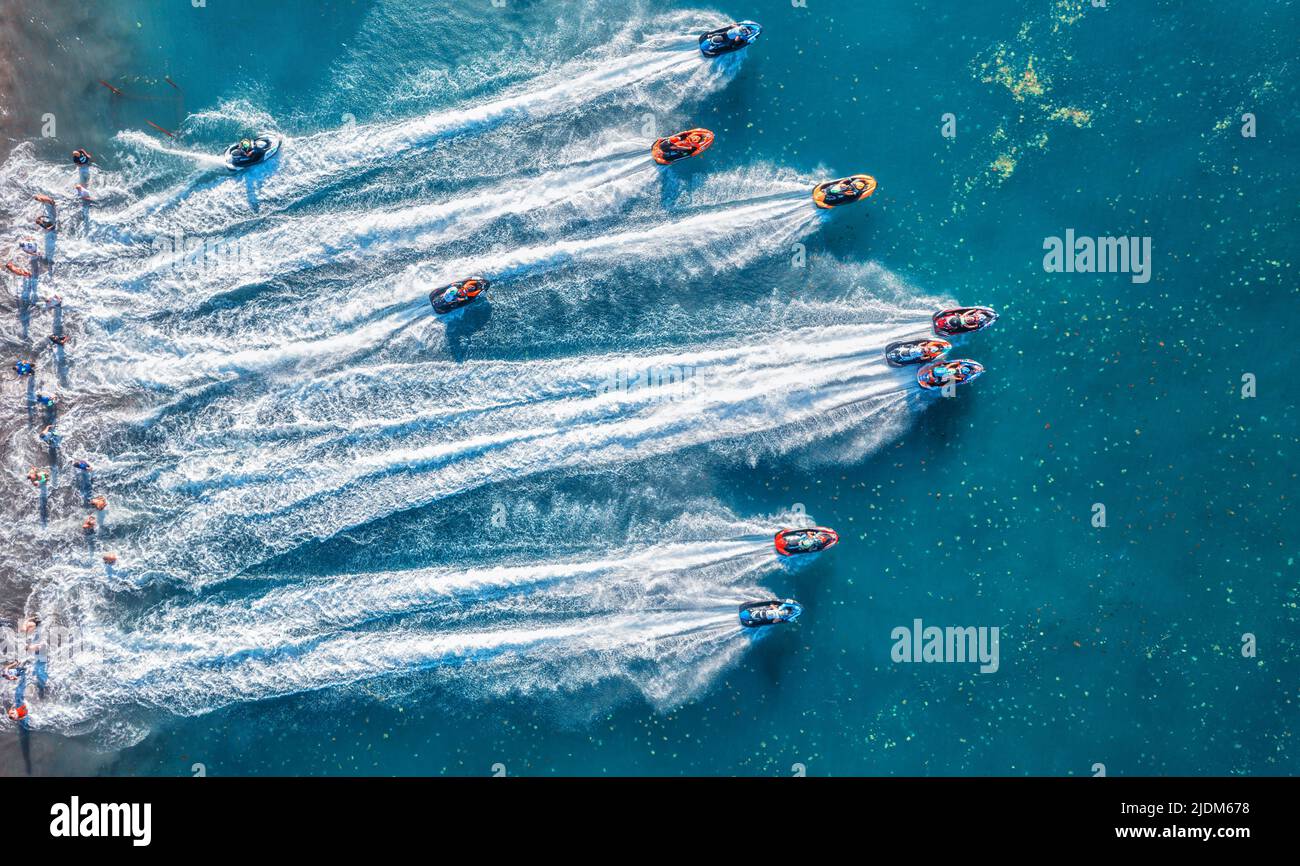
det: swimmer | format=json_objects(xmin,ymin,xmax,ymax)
[
  {"xmin": 43, "ymin": 294, "xmax": 62, "ymax": 310},
  {"xmin": 38, "ymin": 424, "xmax": 60, "ymax": 446},
  {"xmin": 71, "ymin": 148, "xmax": 92, "ymax": 166},
  {"xmin": 26, "ymin": 468, "xmax": 48, "ymax": 487},
  {"xmin": 34, "ymin": 215, "xmax": 55, "ymax": 232},
  {"xmin": 89, "ymin": 495, "xmax": 107, "ymax": 511},
  {"xmin": 35, "ymin": 392, "xmax": 56, "ymax": 409},
  {"xmin": 82, "ymin": 514, "xmax": 97, "ymax": 533},
  {"xmin": 7, "ymin": 703, "xmax": 28, "ymax": 722},
  {"xmin": 102, "ymin": 552, "xmax": 118, "ymax": 565},
  {"xmin": 13, "ymin": 360, "xmax": 35, "ymax": 377},
  {"xmin": 73, "ymin": 459, "xmax": 94, "ymax": 472},
  {"xmin": 74, "ymin": 184, "xmax": 94, "ymax": 203},
  {"xmin": 48, "ymin": 334, "xmax": 68, "ymax": 346}
]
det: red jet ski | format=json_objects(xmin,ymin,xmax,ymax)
[
  {"xmin": 932, "ymin": 307, "xmax": 998, "ymax": 336},
  {"xmin": 775, "ymin": 527, "xmax": 839, "ymax": 556},
  {"xmin": 430, "ymin": 278, "xmax": 489, "ymax": 314},
  {"xmin": 918, "ymin": 359, "xmax": 984, "ymax": 390},
  {"xmin": 885, "ymin": 339, "xmax": 951, "ymax": 367},
  {"xmin": 813, "ymin": 174, "xmax": 877, "ymax": 209},
  {"xmin": 652, "ymin": 128, "xmax": 715, "ymax": 165}
]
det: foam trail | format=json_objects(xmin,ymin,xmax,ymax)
[
  {"xmin": 110, "ymin": 317, "xmax": 931, "ymax": 578},
  {"xmin": 77, "ymin": 191, "xmax": 823, "ymax": 394},
  {"xmin": 107, "ymin": 36, "xmax": 733, "ymax": 236},
  {"xmin": 42, "ymin": 608, "xmax": 750, "ymax": 726},
  {"xmin": 92, "ymin": 143, "xmax": 656, "ymax": 297}
]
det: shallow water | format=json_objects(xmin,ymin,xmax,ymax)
[{"xmin": 0, "ymin": 0, "xmax": 1295, "ymax": 776}]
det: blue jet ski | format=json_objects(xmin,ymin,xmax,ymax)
[
  {"xmin": 885, "ymin": 339, "xmax": 951, "ymax": 367},
  {"xmin": 699, "ymin": 21, "xmax": 761, "ymax": 57},
  {"xmin": 739, "ymin": 599, "xmax": 803, "ymax": 628},
  {"xmin": 224, "ymin": 133, "xmax": 281, "ymax": 171}
]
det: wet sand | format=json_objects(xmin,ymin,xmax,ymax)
[{"xmin": 0, "ymin": 0, "xmax": 136, "ymax": 160}]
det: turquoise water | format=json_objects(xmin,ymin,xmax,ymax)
[{"xmin": 0, "ymin": 0, "xmax": 1295, "ymax": 776}]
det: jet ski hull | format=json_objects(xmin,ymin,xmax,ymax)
[
  {"xmin": 699, "ymin": 21, "xmax": 762, "ymax": 56},
  {"xmin": 885, "ymin": 339, "xmax": 951, "ymax": 367},
  {"xmin": 430, "ymin": 278, "xmax": 489, "ymax": 315},
  {"xmin": 224, "ymin": 134, "xmax": 282, "ymax": 171},
  {"xmin": 652, "ymin": 128, "xmax": 715, "ymax": 165},
  {"xmin": 918, "ymin": 359, "xmax": 985, "ymax": 390},
  {"xmin": 775, "ymin": 527, "xmax": 839, "ymax": 556},
  {"xmin": 932, "ymin": 307, "xmax": 998, "ymax": 336},
  {"xmin": 740, "ymin": 599, "xmax": 803, "ymax": 628},
  {"xmin": 813, "ymin": 174, "xmax": 877, "ymax": 209}
]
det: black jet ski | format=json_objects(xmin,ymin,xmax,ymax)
[
  {"xmin": 775, "ymin": 527, "xmax": 839, "ymax": 556},
  {"xmin": 812, "ymin": 174, "xmax": 877, "ymax": 209},
  {"xmin": 885, "ymin": 338, "xmax": 951, "ymax": 367},
  {"xmin": 430, "ymin": 278, "xmax": 489, "ymax": 315},
  {"xmin": 918, "ymin": 359, "xmax": 984, "ymax": 390},
  {"xmin": 699, "ymin": 21, "xmax": 762, "ymax": 57},
  {"xmin": 932, "ymin": 306, "xmax": 997, "ymax": 336},
  {"xmin": 739, "ymin": 599, "xmax": 803, "ymax": 628},
  {"xmin": 224, "ymin": 133, "xmax": 281, "ymax": 171}
]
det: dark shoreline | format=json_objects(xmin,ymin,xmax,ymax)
[{"xmin": 0, "ymin": 0, "xmax": 136, "ymax": 161}]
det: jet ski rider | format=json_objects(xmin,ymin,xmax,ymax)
[
  {"xmin": 940, "ymin": 310, "xmax": 988, "ymax": 332},
  {"xmin": 827, "ymin": 177, "xmax": 869, "ymax": 201}
]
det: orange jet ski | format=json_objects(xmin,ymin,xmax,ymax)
[
  {"xmin": 652, "ymin": 128, "xmax": 715, "ymax": 165},
  {"xmin": 813, "ymin": 174, "xmax": 877, "ymax": 209}
]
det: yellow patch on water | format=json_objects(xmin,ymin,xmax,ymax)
[
  {"xmin": 1046, "ymin": 106, "xmax": 1092, "ymax": 127},
  {"xmin": 990, "ymin": 152, "xmax": 1018, "ymax": 179},
  {"xmin": 979, "ymin": 45, "xmax": 1047, "ymax": 101}
]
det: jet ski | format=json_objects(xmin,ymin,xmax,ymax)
[
  {"xmin": 812, "ymin": 174, "xmax": 877, "ymax": 209},
  {"xmin": 775, "ymin": 527, "xmax": 839, "ymax": 556},
  {"xmin": 932, "ymin": 306, "xmax": 998, "ymax": 336},
  {"xmin": 917, "ymin": 359, "xmax": 984, "ymax": 390},
  {"xmin": 430, "ymin": 278, "xmax": 489, "ymax": 314},
  {"xmin": 885, "ymin": 338, "xmax": 951, "ymax": 367},
  {"xmin": 224, "ymin": 133, "xmax": 281, "ymax": 171},
  {"xmin": 699, "ymin": 21, "xmax": 762, "ymax": 56},
  {"xmin": 652, "ymin": 128, "xmax": 715, "ymax": 165},
  {"xmin": 739, "ymin": 599, "xmax": 803, "ymax": 628}
]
